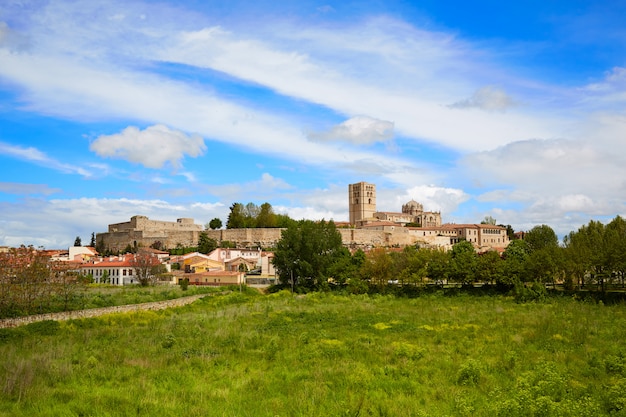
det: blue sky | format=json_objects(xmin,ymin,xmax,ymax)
[{"xmin": 1, "ymin": 0, "xmax": 626, "ymax": 248}]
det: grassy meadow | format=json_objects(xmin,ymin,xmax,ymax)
[{"xmin": 1, "ymin": 289, "xmax": 626, "ymax": 416}]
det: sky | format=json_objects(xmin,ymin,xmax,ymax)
[{"xmin": 1, "ymin": 0, "xmax": 626, "ymax": 248}]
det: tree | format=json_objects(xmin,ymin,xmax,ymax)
[
  {"xmin": 427, "ymin": 248, "xmax": 450, "ymax": 285},
  {"xmin": 481, "ymin": 216, "xmax": 497, "ymax": 225},
  {"xmin": 360, "ymin": 248, "xmax": 393, "ymax": 290},
  {"xmin": 524, "ymin": 225, "xmax": 559, "ymax": 253},
  {"xmin": 208, "ymin": 218, "xmax": 223, "ymax": 230},
  {"xmin": 198, "ymin": 231, "xmax": 218, "ymax": 254},
  {"xmin": 523, "ymin": 224, "xmax": 561, "ymax": 287},
  {"xmin": 327, "ymin": 247, "xmax": 364, "ymax": 287},
  {"xmin": 476, "ymin": 250, "xmax": 503, "ymax": 285},
  {"xmin": 272, "ymin": 219, "xmax": 344, "ymax": 291},
  {"xmin": 256, "ymin": 202, "xmax": 277, "ymax": 228},
  {"xmin": 226, "ymin": 203, "xmax": 246, "ymax": 229},
  {"xmin": 74, "ymin": 236, "xmax": 82, "ymax": 247},
  {"xmin": 501, "ymin": 239, "xmax": 531, "ymax": 285},
  {"xmin": 89, "ymin": 232, "xmax": 96, "ymax": 247},
  {"xmin": 130, "ymin": 251, "xmax": 163, "ymax": 286},
  {"xmin": 448, "ymin": 240, "xmax": 478, "ymax": 286}
]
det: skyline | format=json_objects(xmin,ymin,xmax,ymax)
[{"xmin": 1, "ymin": 0, "xmax": 626, "ymax": 248}]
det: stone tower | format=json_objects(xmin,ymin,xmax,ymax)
[{"xmin": 349, "ymin": 182, "xmax": 376, "ymax": 225}]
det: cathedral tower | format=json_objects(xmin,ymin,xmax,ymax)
[{"xmin": 349, "ymin": 182, "xmax": 376, "ymax": 225}]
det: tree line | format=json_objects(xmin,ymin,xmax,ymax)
[
  {"xmin": 272, "ymin": 216, "xmax": 626, "ymax": 298},
  {"xmin": 0, "ymin": 246, "xmax": 88, "ymax": 318},
  {"xmin": 0, "ymin": 247, "xmax": 168, "ymax": 318},
  {"xmin": 225, "ymin": 202, "xmax": 296, "ymax": 229}
]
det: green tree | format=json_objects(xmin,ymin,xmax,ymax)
[
  {"xmin": 198, "ymin": 231, "xmax": 218, "ymax": 254},
  {"xmin": 605, "ymin": 216, "xmax": 626, "ymax": 288},
  {"xmin": 427, "ymin": 248, "xmax": 450, "ymax": 285},
  {"xmin": 360, "ymin": 248, "xmax": 393, "ymax": 290},
  {"xmin": 525, "ymin": 225, "xmax": 559, "ymax": 253},
  {"xmin": 326, "ymin": 247, "xmax": 361, "ymax": 287},
  {"xmin": 276, "ymin": 214, "xmax": 297, "ymax": 228},
  {"xmin": 226, "ymin": 203, "xmax": 246, "ymax": 229},
  {"xmin": 476, "ymin": 250, "xmax": 503, "ymax": 285},
  {"xmin": 89, "ymin": 232, "xmax": 96, "ymax": 247},
  {"xmin": 401, "ymin": 247, "xmax": 430, "ymax": 286},
  {"xmin": 502, "ymin": 239, "xmax": 531, "ymax": 285},
  {"xmin": 74, "ymin": 236, "xmax": 82, "ymax": 247},
  {"xmin": 272, "ymin": 219, "xmax": 343, "ymax": 291},
  {"xmin": 208, "ymin": 217, "xmax": 223, "ymax": 230},
  {"xmin": 256, "ymin": 202, "xmax": 277, "ymax": 228},
  {"xmin": 448, "ymin": 240, "xmax": 478, "ymax": 286}
]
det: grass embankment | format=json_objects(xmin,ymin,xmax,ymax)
[
  {"xmin": 1, "ymin": 290, "xmax": 625, "ymax": 416},
  {"xmin": 78, "ymin": 284, "xmax": 220, "ymax": 309}
]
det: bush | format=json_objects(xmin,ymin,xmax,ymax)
[
  {"xmin": 514, "ymin": 281, "xmax": 547, "ymax": 303},
  {"xmin": 457, "ymin": 359, "xmax": 481, "ymax": 385},
  {"xmin": 24, "ymin": 320, "xmax": 60, "ymax": 336}
]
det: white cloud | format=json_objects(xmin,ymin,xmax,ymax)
[
  {"xmin": 0, "ymin": 197, "xmax": 229, "ymax": 248},
  {"xmin": 0, "ymin": 141, "xmax": 92, "ymax": 177},
  {"xmin": 90, "ymin": 125, "xmax": 206, "ymax": 169},
  {"xmin": 449, "ymin": 85, "xmax": 518, "ymax": 112},
  {"xmin": 307, "ymin": 116, "xmax": 394, "ymax": 145},
  {"xmin": 394, "ymin": 185, "xmax": 469, "ymax": 215}
]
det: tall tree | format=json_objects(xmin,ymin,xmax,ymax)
[
  {"xmin": 426, "ymin": 248, "xmax": 450, "ymax": 285},
  {"xmin": 448, "ymin": 240, "xmax": 478, "ymax": 286},
  {"xmin": 89, "ymin": 232, "xmax": 96, "ymax": 247},
  {"xmin": 476, "ymin": 250, "xmax": 503, "ymax": 285},
  {"xmin": 256, "ymin": 202, "xmax": 277, "ymax": 228},
  {"xmin": 501, "ymin": 239, "xmax": 531, "ymax": 285},
  {"xmin": 524, "ymin": 225, "xmax": 559, "ymax": 253},
  {"xmin": 272, "ymin": 219, "xmax": 343, "ymax": 291},
  {"xmin": 198, "ymin": 231, "xmax": 218, "ymax": 254},
  {"xmin": 226, "ymin": 203, "xmax": 246, "ymax": 229},
  {"xmin": 360, "ymin": 248, "xmax": 393, "ymax": 289}
]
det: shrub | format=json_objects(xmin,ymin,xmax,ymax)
[
  {"xmin": 514, "ymin": 281, "xmax": 547, "ymax": 303},
  {"xmin": 24, "ymin": 320, "xmax": 60, "ymax": 336},
  {"xmin": 457, "ymin": 359, "xmax": 481, "ymax": 385}
]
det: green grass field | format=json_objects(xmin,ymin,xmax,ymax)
[{"xmin": 1, "ymin": 290, "xmax": 625, "ymax": 416}]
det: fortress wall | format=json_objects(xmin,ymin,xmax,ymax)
[
  {"xmin": 133, "ymin": 216, "xmax": 202, "ymax": 233},
  {"xmin": 204, "ymin": 228, "xmax": 425, "ymax": 248},
  {"xmin": 204, "ymin": 229, "xmax": 283, "ymax": 248}
]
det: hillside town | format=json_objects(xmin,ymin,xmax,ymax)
[{"xmin": 1, "ymin": 182, "xmax": 511, "ymax": 287}]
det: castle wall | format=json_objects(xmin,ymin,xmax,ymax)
[{"xmin": 99, "ymin": 216, "xmax": 203, "ymax": 252}]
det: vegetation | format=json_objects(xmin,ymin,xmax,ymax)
[
  {"xmin": 1, "ymin": 291, "xmax": 625, "ymax": 416},
  {"xmin": 272, "ymin": 219, "xmax": 346, "ymax": 291},
  {"xmin": 0, "ymin": 246, "xmax": 219, "ymax": 319},
  {"xmin": 207, "ymin": 217, "xmax": 223, "ymax": 230},
  {"xmin": 226, "ymin": 202, "xmax": 295, "ymax": 229}
]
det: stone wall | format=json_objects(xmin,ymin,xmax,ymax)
[
  {"xmin": 99, "ymin": 216, "xmax": 203, "ymax": 252},
  {"xmin": 204, "ymin": 227, "xmax": 436, "ymax": 249},
  {"xmin": 0, "ymin": 294, "xmax": 207, "ymax": 329}
]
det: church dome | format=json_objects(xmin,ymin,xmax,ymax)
[{"xmin": 402, "ymin": 200, "xmax": 423, "ymax": 214}]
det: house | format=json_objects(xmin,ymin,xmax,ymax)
[
  {"xmin": 80, "ymin": 254, "xmax": 138, "ymax": 285},
  {"xmin": 186, "ymin": 270, "xmax": 245, "ymax": 286}
]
